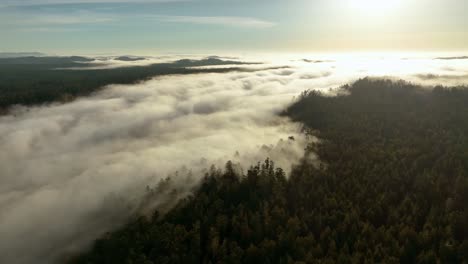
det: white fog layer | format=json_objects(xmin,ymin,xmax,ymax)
[{"xmin": 1, "ymin": 54, "xmax": 468, "ymax": 264}]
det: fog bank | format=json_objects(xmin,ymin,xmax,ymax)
[
  {"xmin": 0, "ymin": 66, "xmax": 316, "ymax": 264},
  {"xmin": 2, "ymin": 53, "xmax": 468, "ymax": 263}
]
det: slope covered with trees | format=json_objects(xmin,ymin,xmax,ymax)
[
  {"xmin": 70, "ymin": 79, "xmax": 468, "ymax": 263},
  {"xmin": 0, "ymin": 57, "xmax": 255, "ymax": 111}
]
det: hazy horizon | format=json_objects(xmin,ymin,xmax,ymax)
[{"xmin": 2, "ymin": 0, "xmax": 468, "ymax": 54}]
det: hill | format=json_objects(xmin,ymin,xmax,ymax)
[
  {"xmin": 70, "ymin": 79, "xmax": 468, "ymax": 263},
  {"xmin": 0, "ymin": 57, "xmax": 257, "ymax": 111}
]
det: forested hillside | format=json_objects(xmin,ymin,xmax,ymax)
[
  {"xmin": 0, "ymin": 57, "xmax": 253, "ymax": 110},
  {"xmin": 70, "ymin": 79, "xmax": 468, "ymax": 264}
]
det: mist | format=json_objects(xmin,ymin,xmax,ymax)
[
  {"xmin": 1, "ymin": 54, "xmax": 468, "ymax": 264},
  {"xmin": 0, "ymin": 64, "xmax": 318, "ymax": 264}
]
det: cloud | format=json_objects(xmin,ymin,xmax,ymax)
[
  {"xmin": 154, "ymin": 15, "xmax": 276, "ymax": 28},
  {"xmin": 27, "ymin": 15, "xmax": 114, "ymax": 25},
  {"xmin": 0, "ymin": 61, "xmax": 317, "ymax": 264},
  {"xmin": 17, "ymin": 27, "xmax": 85, "ymax": 32},
  {"xmin": 3, "ymin": 11, "xmax": 115, "ymax": 26},
  {"xmin": 1, "ymin": 12, "xmax": 274, "ymax": 31},
  {"xmin": 0, "ymin": 11, "xmax": 116, "ymax": 33},
  {"xmin": 0, "ymin": 0, "xmax": 188, "ymax": 7}
]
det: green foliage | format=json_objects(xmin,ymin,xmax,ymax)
[{"xmin": 70, "ymin": 79, "xmax": 468, "ymax": 263}]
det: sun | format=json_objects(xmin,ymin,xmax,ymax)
[{"xmin": 345, "ymin": 0, "xmax": 403, "ymax": 13}]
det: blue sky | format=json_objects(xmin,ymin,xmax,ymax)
[{"xmin": 1, "ymin": 0, "xmax": 467, "ymax": 54}]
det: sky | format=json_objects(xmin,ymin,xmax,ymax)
[{"xmin": 1, "ymin": 0, "xmax": 468, "ymax": 55}]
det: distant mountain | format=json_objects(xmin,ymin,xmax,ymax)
[
  {"xmin": 435, "ymin": 56, "xmax": 468, "ymax": 60},
  {"xmin": 174, "ymin": 57, "xmax": 259, "ymax": 67},
  {"xmin": 115, "ymin": 56, "xmax": 146, "ymax": 62},
  {"xmin": 0, "ymin": 56, "xmax": 263, "ymax": 109},
  {"xmin": 0, "ymin": 56, "xmax": 94, "ymax": 64},
  {"xmin": 0, "ymin": 52, "xmax": 45, "ymax": 58}
]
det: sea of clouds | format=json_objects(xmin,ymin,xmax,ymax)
[{"xmin": 1, "ymin": 53, "xmax": 468, "ymax": 263}]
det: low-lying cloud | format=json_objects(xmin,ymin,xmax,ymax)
[
  {"xmin": 0, "ymin": 65, "xmax": 316, "ymax": 264},
  {"xmin": 2, "ymin": 53, "xmax": 468, "ymax": 264}
]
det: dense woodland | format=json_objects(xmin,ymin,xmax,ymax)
[
  {"xmin": 69, "ymin": 78, "xmax": 468, "ymax": 263},
  {"xmin": 0, "ymin": 56, "xmax": 253, "ymax": 111}
]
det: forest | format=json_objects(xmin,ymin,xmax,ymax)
[
  {"xmin": 0, "ymin": 56, "xmax": 253, "ymax": 111},
  {"xmin": 69, "ymin": 79, "xmax": 468, "ymax": 263}
]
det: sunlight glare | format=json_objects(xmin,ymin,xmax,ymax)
[{"xmin": 345, "ymin": 0, "xmax": 403, "ymax": 13}]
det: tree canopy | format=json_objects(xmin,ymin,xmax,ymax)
[{"xmin": 69, "ymin": 79, "xmax": 468, "ymax": 263}]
